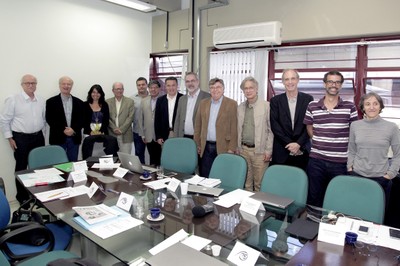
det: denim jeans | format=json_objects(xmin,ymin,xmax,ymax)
[{"xmin": 306, "ymin": 157, "xmax": 347, "ymax": 207}]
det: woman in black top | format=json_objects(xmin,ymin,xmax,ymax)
[{"xmin": 82, "ymin": 84, "xmax": 118, "ymax": 159}]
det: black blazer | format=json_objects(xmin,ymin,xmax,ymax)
[
  {"xmin": 270, "ymin": 92, "xmax": 313, "ymax": 164},
  {"xmin": 154, "ymin": 93, "xmax": 183, "ymax": 141},
  {"xmin": 83, "ymin": 101, "xmax": 110, "ymax": 135},
  {"xmin": 46, "ymin": 94, "xmax": 84, "ymax": 145}
]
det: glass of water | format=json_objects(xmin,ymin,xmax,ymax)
[{"xmin": 157, "ymin": 166, "xmax": 164, "ymax": 179}]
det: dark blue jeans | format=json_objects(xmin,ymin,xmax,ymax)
[
  {"xmin": 60, "ymin": 137, "xmax": 79, "ymax": 162},
  {"xmin": 200, "ymin": 142, "xmax": 217, "ymax": 178},
  {"xmin": 307, "ymin": 157, "xmax": 347, "ymax": 207},
  {"xmin": 349, "ymin": 171, "xmax": 392, "ymax": 211},
  {"xmin": 133, "ymin": 132, "xmax": 146, "ymax": 164}
]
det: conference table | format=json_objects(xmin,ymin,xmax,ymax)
[{"xmin": 17, "ymin": 163, "xmax": 400, "ymax": 265}]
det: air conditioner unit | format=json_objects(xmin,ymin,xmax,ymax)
[{"xmin": 213, "ymin": 21, "xmax": 282, "ymax": 49}]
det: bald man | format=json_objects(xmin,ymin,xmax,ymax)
[
  {"xmin": 46, "ymin": 76, "xmax": 84, "ymax": 161},
  {"xmin": 0, "ymin": 74, "xmax": 46, "ymax": 204}
]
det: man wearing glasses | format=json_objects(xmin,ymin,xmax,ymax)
[
  {"xmin": 304, "ymin": 70, "xmax": 358, "ymax": 207},
  {"xmin": 0, "ymin": 74, "xmax": 46, "ymax": 204}
]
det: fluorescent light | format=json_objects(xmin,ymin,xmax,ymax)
[{"xmin": 103, "ymin": 0, "xmax": 157, "ymax": 12}]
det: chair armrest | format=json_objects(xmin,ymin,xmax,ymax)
[{"xmin": 0, "ymin": 222, "xmax": 55, "ymax": 261}]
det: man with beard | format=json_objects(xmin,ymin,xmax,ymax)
[
  {"xmin": 303, "ymin": 70, "xmax": 358, "ymax": 207},
  {"xmin": 174, "ymin": 72, "xmax": 210, "ymax": 139}
]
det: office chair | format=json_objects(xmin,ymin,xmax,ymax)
[
  {"xmin": 28, "ymin": 145, "xmax": 69, "ymax": 169},
  {"xmin": 208, "ymin": 153, "xmax": 247, "ymax": 192},
  {"xmin": 323, "ymin": 175, "xmax": 385, "ymax": 224},
  {"xmin": 0, "ymin": 250, "xmax": 78, "ymax": 266},
  {"xmin": 260, "ymin": 165, "xmax": 308, "ymax": 218},
  {"xmin": 160, "ymin": 138, "xmax": 198, "ymax": 174},
  {"xmin": 0, "ymin": 179, "xmax": 73, "ymax": 263}
]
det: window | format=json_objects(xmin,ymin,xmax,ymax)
[
  {"xmin": 149, "ymin": 52, "xmax": 188, "ymax": 93},
  {"xmin": 209, "ymin": 49, "xmax": 268, "ymax": 104}
]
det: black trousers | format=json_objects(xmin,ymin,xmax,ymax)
[
  {"xmin": 12, "ymin": 131, "xmax": 45, "ymax": 204},
  {"xmin": 146, "ymin": 140, "xmax": 161, "ymax": 166},
  {"xmin": 200, "ymin": 141, "xmax": 217, "ymax": 178},
  {"xmin": 82, "ymin": 135, "xmax": 119, "ymax": 160}
]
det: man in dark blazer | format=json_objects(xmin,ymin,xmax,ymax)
[
  {"xmin": 154, "ymin": 76, "xmax": 183, "ymax": 145},
  {"xmin": 270, "ymin": 69, "xmax": 313, "ymax": 171},
  {"xmin": 174, "ymin": 72, "xmax": 210, "ymax": 138},
  {"xmin": 46, "ymin": 76, "xmax": 84, "ymax": 161}
]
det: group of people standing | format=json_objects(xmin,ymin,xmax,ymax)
[{"xmin": 1, "ymin": 70, "xmax": 399, "ymax": 212}]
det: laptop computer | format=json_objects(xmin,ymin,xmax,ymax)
[
  {"xmin": 117, "ymin": 152, "xmax": 157, "ymax": 174},
  {"xmin": 187, "ymin": 184, "xmax": 224, "ymax": 197},
  {"xmin": 250, "ymin": 191, "xmax": 294, "ymax": 209}
]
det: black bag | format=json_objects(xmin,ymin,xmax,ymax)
[{"xmin": 7, "ymin": 198, "xmax": 49, "ymax": 246}]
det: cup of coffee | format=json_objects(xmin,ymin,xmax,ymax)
[
  {"xmin": 345, "ymin": 232, "xmax": 358, "ymax": 245},
  {"xmin": 150, "ymin": 207, "xmax": 161, "ymax": 219}
]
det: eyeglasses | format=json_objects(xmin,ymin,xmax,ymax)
[
  {"xmin": 22, "ymin": 82, "xmax": 37, "ymax": 86},
  {"xmin": 325, "ymin": 80, "xmax": 343, "ymax": 86},
  {"xmin": 113, "ymin": 88, "xmax": 124, "ymax": 91}
]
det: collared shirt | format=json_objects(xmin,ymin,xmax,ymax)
[
  {"xmin": 287, "ymin": 94, "xmax": 297, "ymax": 130},
  {"xmin": 61, "ymin": 94, "xmax": 72, "ymax": 127},
  {"xmin": 304, "ymin": 96, "xmax": 358, "ymax": 163},
  {"xmin": 167, "ymin": 94, "xmax": 177, "ymax": 128},
  {"xmin": 207, "ymin": 96, "xmax": 223, "ymax": 141},
  {"xmin": 241, "ymin": 101, "xmax": 255, "ymax": 145},
  {"xmin": 151, "ymin": 97, "xmax": 158, "ymax": 114},
  {"xmin": 115, "ymin": 97, "xmax": 122, "ymax": 127},
  {"xmin": 184, "ymin": 89, "xmax": 200, "ymax": 135},
  {"xmin": 0, "ymin": 90, "xmax": 46, "ymax": 138}
]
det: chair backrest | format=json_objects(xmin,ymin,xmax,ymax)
[
  {"xmin": 28, "ymin": 145, "xmax": 69, "ymax": 169},
  {"xmin": 160, "ymin": 138, "xmax": 198, "ymax": 174},
  {"xmin": 323, "ymin": 175, "xmax": 385, "ymax": 224},
  {"xmin": 0, "ymin": 186, "xmax": 11, "ymax": 230},
  {"xmin": 260, "ymin": 165, "xmax": 308, "ymax": 206},
  {"xmin": 208, "ymin": 153, "xmax": 247, "ymax": 192}
]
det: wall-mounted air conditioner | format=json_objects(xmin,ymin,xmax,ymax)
[{"xmin": 213, "ymin": 21, "xmax": 282, "ymax": 49}]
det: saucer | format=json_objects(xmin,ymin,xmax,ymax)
[
  {"xmin": 147, "ymin": 213, "xmax": 165, "ymax": 222},
  {"xmin": 140, "ymin": 175, "xmax": 152, "ymax": 181}
]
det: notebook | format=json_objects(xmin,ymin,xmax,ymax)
[
  {"xmin": 250, "ymin": 191, "xmax": 294, "ymax": 209},
  {"xmin": 187, "ymin": 184, "xmax": 224, "ymax": 197},
  {"xmin": 117, "ymin": 152, "xmax": 157, "ymax": 174},
  {"xmin": 146, "ymin": 242, "xmax": 227, "ymax": 266}
]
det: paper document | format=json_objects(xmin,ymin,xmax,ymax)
[
  {"xmin": 143, "ymin": 178, "xmax": 172, "ymax": 190},
  {"xmin": 149, "ymin": 229, "xmax": 189, "ymax": 255},
  {"xmin": 18, "ymin": 173, "xmax": 65, "ymax": 187},
  {"xmin": 34, "ymin": 168, "xmax": 64, "ymax": 175},
  {"xmin": 91, "ymin": 163, "xmax": 120, "ymax": 169},
  {"xmin": 185, "ymin": 175, "xmax": 221, "ymax": 187},
  {"xmin": 214, "ymin": 189, "xmax": 254, "ymax": 208},
  {"xmin": 90, "ymin": 216, "xmax": 143, "ymax": 239},
  {"xmin": 73, "ymin": 204, "xmax": 120, "ymax": 225},
  {"xmin": 34, "ymin": 188, "xmax": 70, "ymax": 202}
]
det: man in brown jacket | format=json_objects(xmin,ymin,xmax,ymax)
[{"xmin": 194, "ymin": 78, "xmax": 238, "ymax": 177}]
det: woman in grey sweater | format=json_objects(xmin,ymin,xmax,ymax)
[{"xmin": 347, "ymin": 92, "xmax": 400, "ymax": 207}]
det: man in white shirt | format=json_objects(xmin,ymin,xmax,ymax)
[
  {"xmin": 0, "ymin": 74, "xmax": 46, "ymax": 203},
  {"xmin": 174, "ymin": 72, "xmax": 210, "ymax": 139},
  {"xmin": 154, "ymin": 77, "xmax": 183, "ymax": 146}
]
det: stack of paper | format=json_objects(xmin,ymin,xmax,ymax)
[
  {"xmin": 73, "ymin": 205, "xmax": 144, "ymax": 239},
  {"xmin": 185, "ymin": 175, "xmax": 221, "ymax": 188}
]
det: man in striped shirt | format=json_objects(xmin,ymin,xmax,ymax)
[{"xmin": 304, "ymin": 70, "xmax": 358, "ymax": 207}]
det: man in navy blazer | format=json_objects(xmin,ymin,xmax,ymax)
[
  {"xmin": 46, "ymin": 76, "xmax": 84, "ymax": 161},
  {"xmin": 154, "ymin": 77, "xmax": 183, "ymax": 145},
  {"xmin": 270, "ymin": 69, "xmax": 313, "ymax": 171}
]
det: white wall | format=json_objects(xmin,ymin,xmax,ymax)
[{"xmin": 0, "ymin": 0, "xmax": 152, "ymax": 201}]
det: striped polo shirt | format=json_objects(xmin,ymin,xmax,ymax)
[{"xmin": 304, "ymin": 97, "xmax": 358, "ymax": 163}]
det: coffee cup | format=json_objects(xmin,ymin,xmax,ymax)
[
  {"xmin": 345, "ymin": 231, "xmax": 358, "ymax": 245},
  {"xmin": 150, "ymin": 207, "xmax": 161, "ymax": 219}
]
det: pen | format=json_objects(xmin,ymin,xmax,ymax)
[
  {"xmin": 47, "ymin": 191, "xmax": 64, "ymax": 198},
  {"xmin": 106, "ymin": 188, "xmax": 120, "ymax": 195}
]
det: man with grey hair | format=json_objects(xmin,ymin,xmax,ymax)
[
  {"xmin": 194, "ymin": 78, "xmax": 238, "ymax": 177},
  {"xmin": 107, "ymin": 82, "xmax": 135, "ymax": 154},
  {"xmin": 270, "ymin": 69, "xmax": 313, "ymax": 171},
  {"xmin": 0, "ymin": 74, "xmax": 46, "ymax": 204},
  {"xmin": 237, "ymin": 76, "xmax": 273, "ymax": 191},
  {"xmin": 46, "ymin": 76, "xmax": 84, "ymax": 162},
  {"xmin": 174, "ymin": 72, "xmax": 210, "ymax": 138}
]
